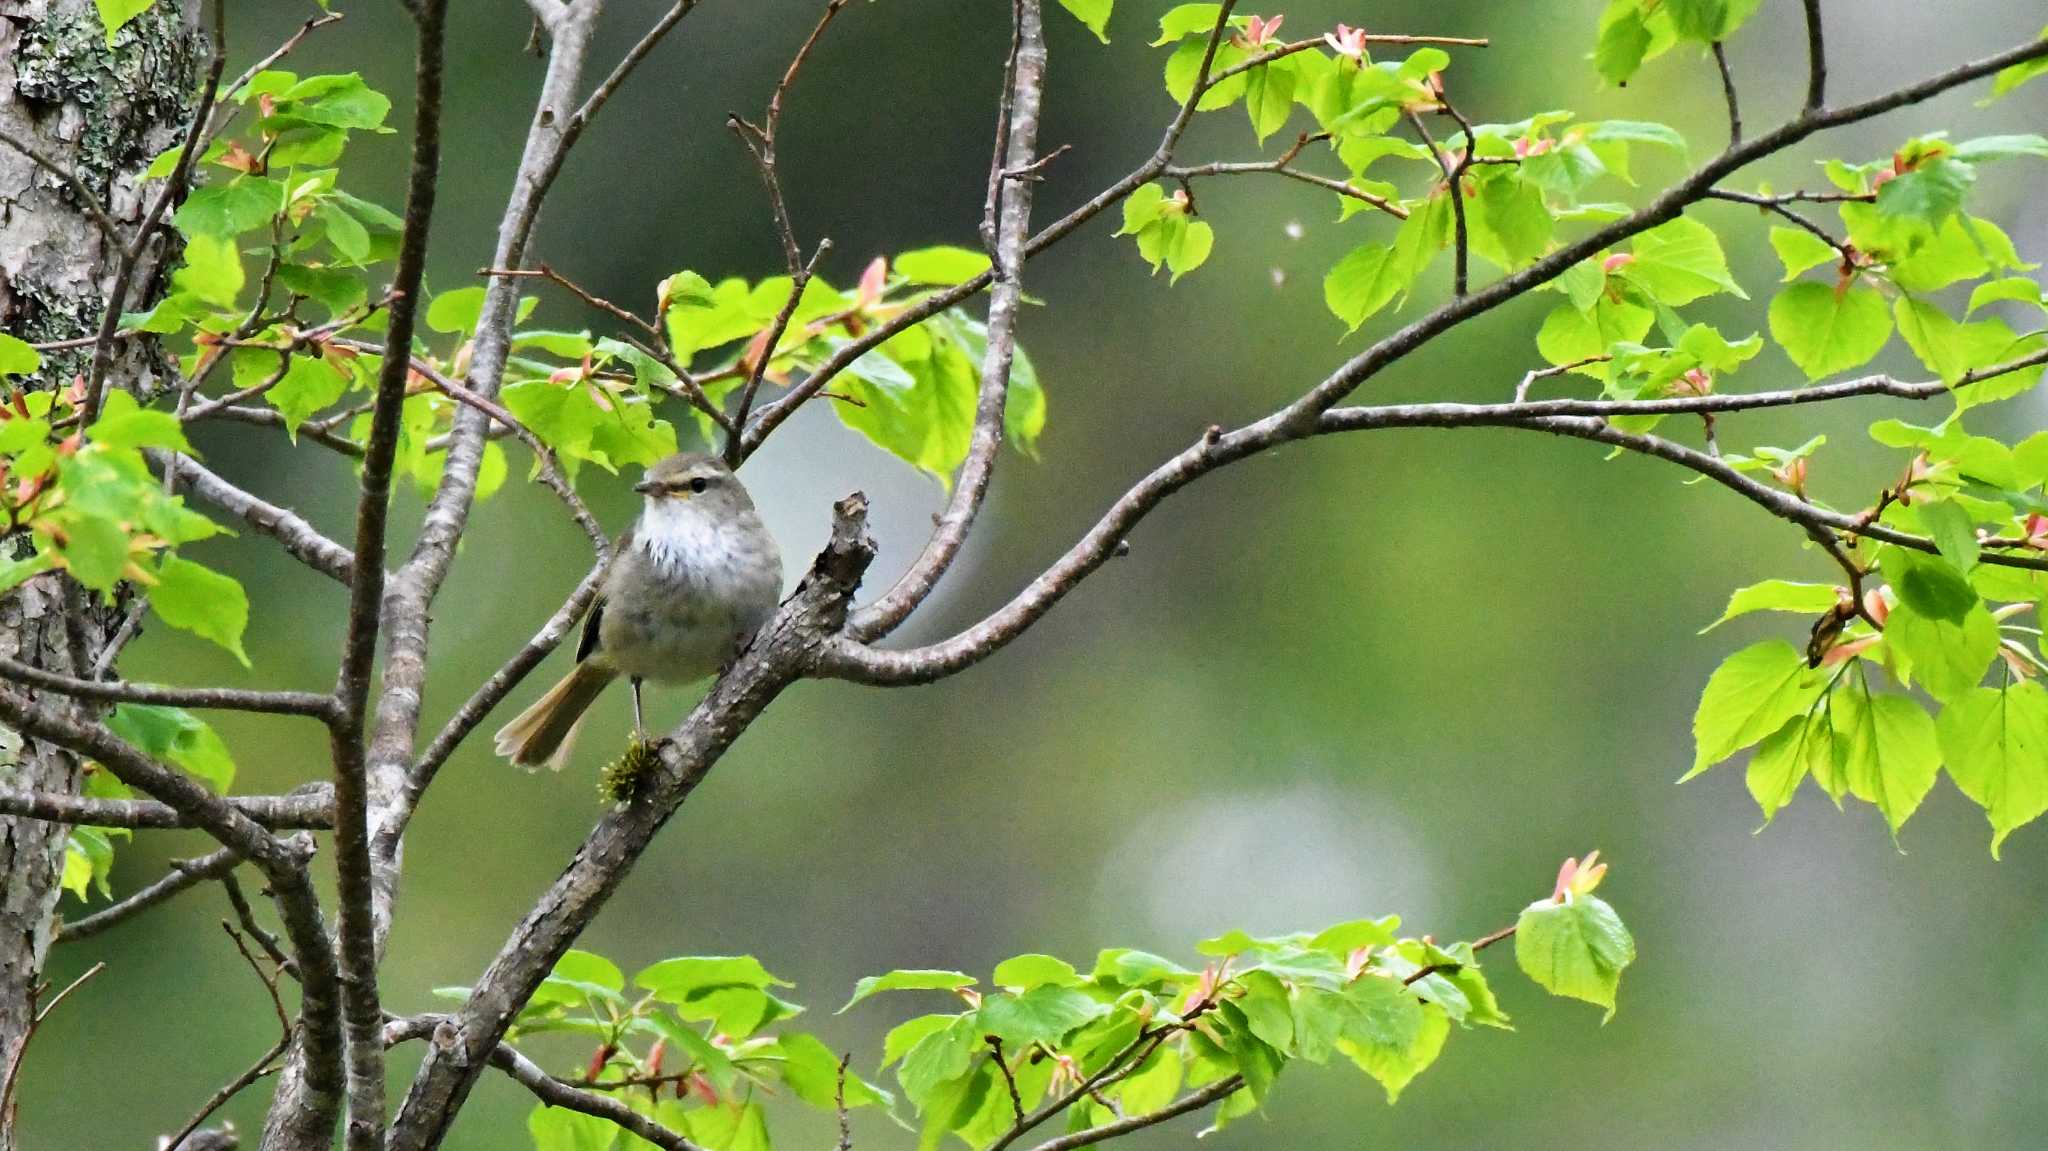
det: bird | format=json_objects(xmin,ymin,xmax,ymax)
[{"xmin": 493, "ymin": 451, "xmax": 784, "ymax": 770}]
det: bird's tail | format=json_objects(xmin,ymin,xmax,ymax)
[{"xmin": 493, "ymin": 662, "xmax": 617, "ymax": 771}]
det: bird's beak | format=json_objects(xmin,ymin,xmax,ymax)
[{"xmin": 632, "ymin": 479, "xmax": 656, "ymax": 495}]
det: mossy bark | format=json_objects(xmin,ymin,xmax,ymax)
[{"xmin": 0, "ymin": 2, "xmax": 201, "ymax": 1144}]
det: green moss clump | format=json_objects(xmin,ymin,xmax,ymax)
[{"xmin": 598, "ymin": 738, "xmax": 663, "ymax": 804}]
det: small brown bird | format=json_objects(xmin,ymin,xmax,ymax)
[{"xmin": 493, "ymin": 452, "xmax": 784, "ymax": 769}]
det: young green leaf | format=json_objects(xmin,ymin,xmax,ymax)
[
  {"xmin": 1514, "ymin": 894, "xmax": 1634, "ymax": 1019},
  {"xmin": 839, "ymin": 969, "xmax": 975, "ymax": 1013},
  {"xmin": 105, "ymin": 703, "xmax": 236, "ymax": 792},
  {"xmin": 148, "ymin": 556, "xmax": 251, "ymax": 665},
  {"xmin": 1768, "ymin": 282, "xmax": 1891, "ymax": 379},
  {"xmin": 1700, "ymin": 580, "xmax": 1844, "ymax": 632},
  {"xmin": 1625, "ymin": 217, "xmax": 1745, "ymax": 305},
  {"xmin": 1689, "ymin": 640, "xmax": 1827, "ymax": 776},
  {"xmin": 95, "ymin": 0, "xmax": 155, "ymax": 45},
  {"xmin": 1056, "ymin": 0, "xmax": 1112, "ymax": 42},
  {"xmin": 1938, "ymin": 681, "xmax": 2048, "ymax": 857},
  {"xmin": 1769, "ymin": 227, "xmax": 1840, "ymax": 281},
  {"xmin": 0, "ymin": 333, "xmax": 40, "ymax": 377},
  {"xmin": 527, "ymin": 1102, "xmax": 617, "ymax": 1151},
  {"xmin": 1831, "ymin": 677, "xmax": 1942, "ymax": 836},
  {"xmin": 894, "ymin": 246, "xmax": 992, "ymax": 286}
]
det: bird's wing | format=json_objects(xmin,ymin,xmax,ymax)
[
  {"xmin": 576, "ymin": 596, "xmax": 605, "ymax": 663},
  {"xmin": 577, "ymin": 525, "xmax": 631, "ymax": 663}
]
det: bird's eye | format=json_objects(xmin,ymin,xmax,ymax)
[{"xmin": 689, "ymin": 477, "xmax": 709, "ymax": 494}]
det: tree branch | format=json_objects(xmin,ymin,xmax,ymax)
[
  {"xmin": 384, "ymin": 1016, "xmax": 711, "ymax": 1151},
  {"xmin": 1024, "ymin": 1076, "xmax": 1243, "ymax": 1151},
  {"xmin": 0, "ymin": 655, "xmax": 336, "ymax": 719},
  {"xmin": 1711, "ymin": 41, "xmax": 1742, "ymax": 146},
  {"xmin": 846, "ymin": 0, "xmax": 1046, "ymax": 640},
  {"xmin": 54, "ymin": 846, "xmax": 240, "ymax": 942},
  {"xmin": 1800, "ymin": 0, "xmax": 1827, "ymax": 113},
  {"xmin": 147, "ymin": 451, "xmax": 356, "ymax": 584},
  {"xmin": 321, "ymin": 3, "xmax": 449, "ymax": 1143},
  {"xmin": 0, "ymin": 785, "xmax": 334, "ymax": 831}
]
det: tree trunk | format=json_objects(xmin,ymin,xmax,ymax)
[{"xmin": 0, "ymin": 1, "xmax": 202, "ymax": 1143}]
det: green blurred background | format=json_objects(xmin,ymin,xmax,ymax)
[{"xmin": 28, "ymin": 1, "xmax": 2048, "ymax": 1147}]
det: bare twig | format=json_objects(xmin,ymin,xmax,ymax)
[
  {"xmin": 1704, "ymin": 188, "xmax": 1852, "ymax": 256},
  {"xmin": 0, "ymin": 960, "xmax": 105, "ymax": 1129},
  {"xmin": 1165, "ymin": 132, "xmax": 1408, "ymax": 220},
  {"xmin": 55, "ymin": 847, "xmax": 240, "ymax": 942},
  {"xmin": 0, "ymin": 129, "xmax": 123, "ymax": 245},
  {"xmin": 1711, "ymin": 42, "xmax": 1742, "ymax": 145},
  {"xmin": 726, "ymin": 239, "xmax": 831, "ymax": 465},
  {"xmin": 159, "ymin": 925, "xmax": 295, "ymax": 1151},
  {"xmin": 1514, "ymin": 356, "xmax": 1610, "ymax": 402},
  {"xmin": 1801, "ymin": 0, "xmax": 1828, "ymax": 113}
]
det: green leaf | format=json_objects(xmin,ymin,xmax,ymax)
[
  {"xmin": 1985, "ymin": 28, "xmax": 2048, "ymax": 103},
  {"xmin": 56, "ymin": 513, "xmax": 131, "ymax": 592},
  {"xmin": 316, "ymin": 201, "xmax": 371, "ymax": 264},
  {"xmin": 1967, "ymin": 277, "xmax": 2045, "ymax": 316},
  {"xmin": 1938, "ymin": 681, "xmax": 2048, "ymax": 858},
  {"xmin": 881, "ymin": 1014, "xmax": 956, "ymax": 1071},
  {"xmin": 1339, "ymin": 1003, "xmax": 1449, "ymax": 1103},
  {"xmin": 1689, "ymin": 639, "xmax": 1827, "ymax": 776},
  {"xmin": 1882, "ymin": 548, "xmax": 1979, "ymax": 625},
  {"xmin": 1626, "ymin": 217, "xmax": 1745, "ymax": 305},
  {"xmin": 173, "ymin": 179, "xmax": 280, "ymax": 238},
  {"xmin": 278, "ymin": 73, "xmax": 392, "ymax": 130},
  {"xmin": 1307, "ymin": 916, "xmax": 1400, "ymax": 953},
  {"xmin": 1514, "ymin": 894, "xmax": 1634, "ymax": 1019},
  {"xmin": 976, "ymin": 985, "xmax": 1107, "ymax": 1049},
  {"xmin": 895, "ymin": 246, "xmax": 992, "ymax": 285},
  {"xmin": 147, "ymin": 557, "xmax": 250, "ymax": 665},
  {"xmin": 551, "ymin": 949, "xmax": 624, "ymax": 992},
  {"xmin": 1887, "ymin": 597, "xmax": 1999, "ymax": 705},
  {"xmin": 1952, "ymin": 134, "xmax": 2048, "ymax": 164},
  {"xmin": 1662, "ymin": 0, "xmax": 1761, "ymax": 41},
  {"xmin": 1700, "ymin": 580, "xmax": 1843, "ymax": 632},
  {"xmin": 840, "ymin": 969, "xmax": 975, "ymax": 1013},
  {"xmin": 1769, "ymin": 227, "xmax": 1839, "ymax": 281},
  {"xmin": 95, "ymin": 0, "xmax": 154, "ymax": 44},
  {"xmin": 1593, "ymin": 2, "xmax": 1657, "ymax": 86},
  {"xmin": 1090, "ymin": 948, "xmax": 1192, "ymax": 988},
  {"xmin": 1768, "ymin": 281, "xmax": 1891, "ymax": 379},
  {"xmin": 897, "ymin": 1013, "xmax": 981, "ymax": 1108},
  {"xmin": 528, "ymin": 1102, "xmax": 617, "ymax": 1151},
  {"xmin": 638, "ymin": 954, "xmax": 790, "ymax": 999},
  {"xmin": 267, "ymin": 355, "xmax": 350, "ymax": 437},
  {"xmin": 681, "ymin": 1101, "xmax": 771, "ymax": 1151},
  {"xmin": 991, "ymin": 954, "xmax": 1080, "ymax": 989},
  {"xmin": 1153, "ymin": 3, "xmax": 1223, "ymax": 45},
  {"xmin": 427, "ymin": 286, "xmax": 487, "ymax": 335},
  {"xmin": 1918, "ymin": 500, "xmax": 1982, "ymax": 571},
  {"xmin": 773, "ymin": 1031, "xmax": 892, "ymax": 1110},
  {"xmin": 0, "ymin": 334, "xmax": 40, "ymax": 377},
  {"xmin": 105, "ymin": 703, "xmax": 235, "ymax": 792},
  {"xmin": 1245, "ymin": 61, "xmax": 1296, "ymax": 143},
  {"xmin": 173, "ymin": 234, "xmax": 244, "ymax": 309},
  {"xmin": 88, "ymin": 390, "xmax": 191, "ymax": 453},
  {"xmin": 1056, "ymin": 0, "xmax": 1112, "ymax": 42},
  {"xmin": 1876, "ymin": 157, "xmax": 1976, "ymax": 228},
  {"xmin": 1831, "ymin": 677, "xmax": 1943, "ymax": 835},
  {"xmin": 1894, "ymin": 296, "xmax": 2015, "ymax": 385}
]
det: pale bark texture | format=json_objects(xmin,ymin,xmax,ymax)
[{"xmin": 0, "ymin": 1, "xmax": 201, "ymax": 1142}]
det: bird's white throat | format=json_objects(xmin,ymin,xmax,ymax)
[{"xmin": 635, "ymin": 498, "xmax": 744, "ymax": 578}]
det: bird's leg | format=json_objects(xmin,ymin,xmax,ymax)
[{"xmin": 630, "ymin": 675, "xmax": 645, "ymax": 738}]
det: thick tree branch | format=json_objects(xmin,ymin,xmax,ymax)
[
  {"xmin": 847, "ymin": 0, "xmax": 1046, "ymax": 640},
  {"xmin": 320, "ymin": 3, "xmax": 449, "ymax": 1143},
  {"xmin": 0, "ymin": 785, "xmax": 334, "ymax": 831},
  {"xmin": 385, "ymin": 496, "xmax": 876, "ymax": 1151},
  {"xmin": 0, "ymin": 656, "xmax": 335, "ymax": 719}
]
